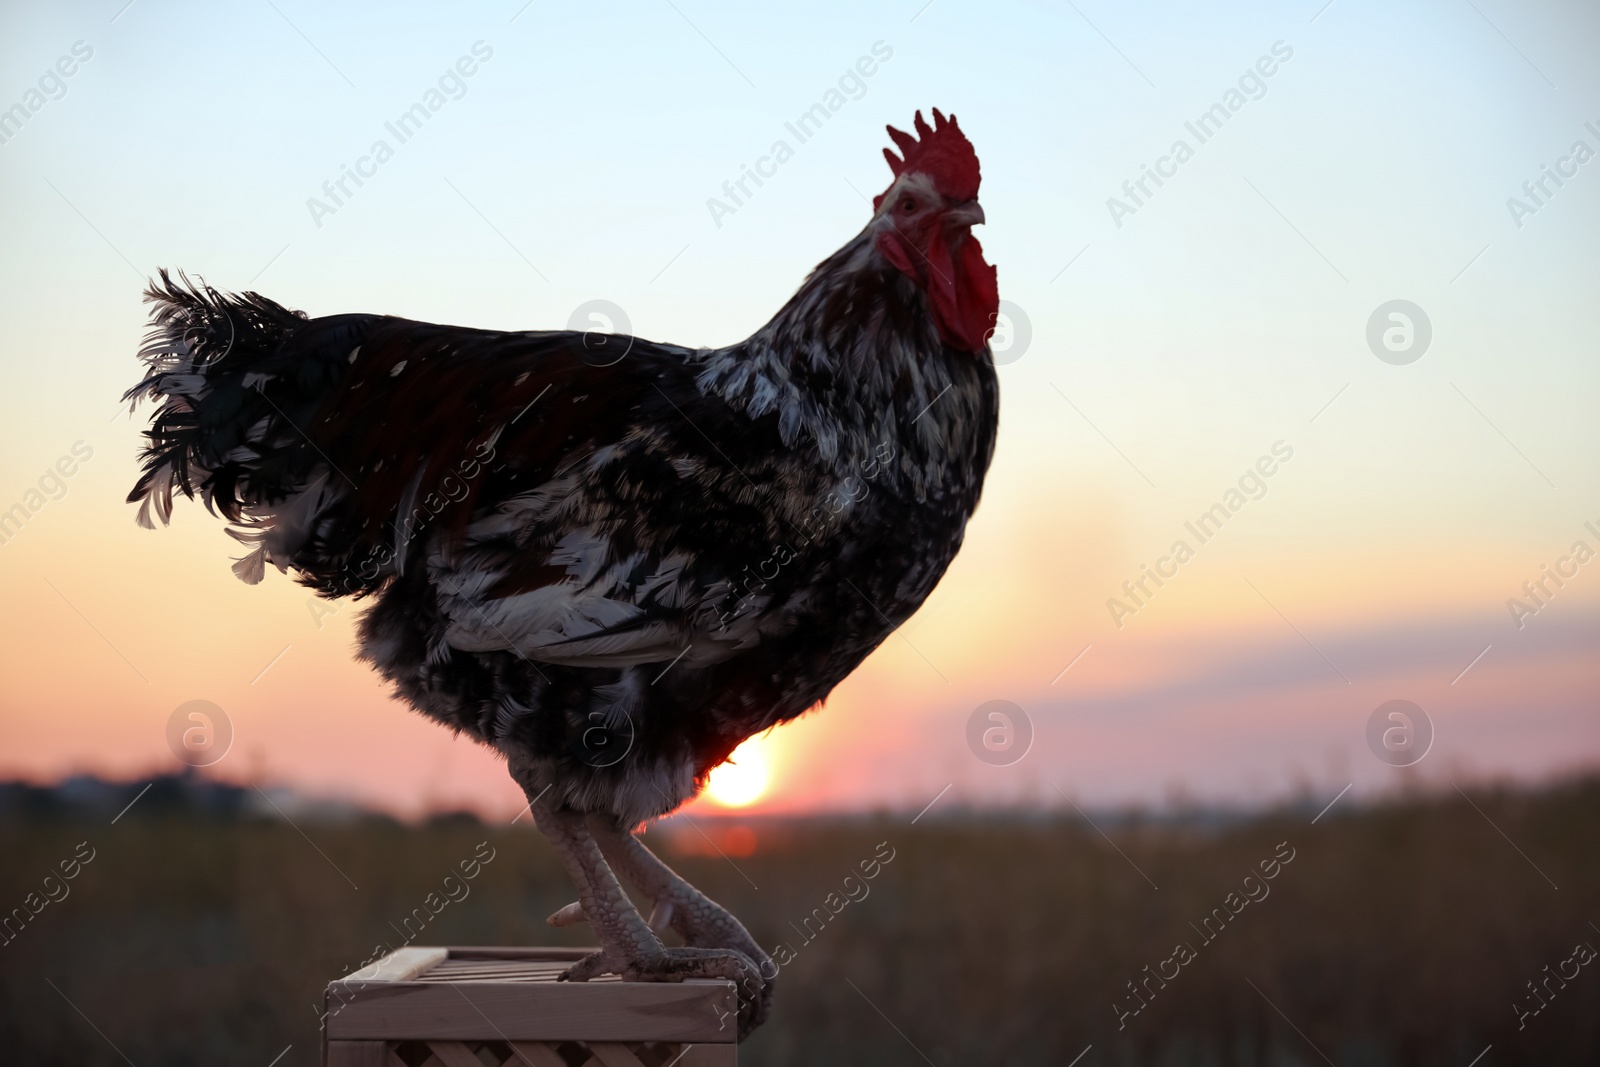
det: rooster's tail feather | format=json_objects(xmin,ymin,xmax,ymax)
[{"xmin": 124, "ymin": 270, "xmax": 326, "ymax": 581}]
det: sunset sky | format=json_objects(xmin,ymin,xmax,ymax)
[{"xmin": 1, "ymin": 0, "xmax": 1596, "ymax": 819}]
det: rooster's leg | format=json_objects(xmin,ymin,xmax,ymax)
[
  {"xmin": 519, "ymin": 783, "xmax": 767, "ymax": 1038},
  {"xmin": 588, "ymin": 816, "xmax": 776, "ymax": 1027}
]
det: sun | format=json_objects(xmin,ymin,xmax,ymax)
[{"xmin": 704, "ymin": 735, "xmax": 773, "ymax": 808}]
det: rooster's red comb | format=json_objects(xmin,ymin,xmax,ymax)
[{"xmin": 878, "ymin": 109, "xmax": 981, "ymax": 207}]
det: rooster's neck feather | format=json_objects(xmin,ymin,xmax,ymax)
[{"xmin": 692, "ymin": 227, "xmax": 982, "ymax": 497}]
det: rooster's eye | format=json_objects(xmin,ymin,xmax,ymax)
[{"xmin": 898, "ymin": 197, "xmax": 916, "ymax": 214}]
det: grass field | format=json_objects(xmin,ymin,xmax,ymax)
[{"xmin": 1, "ymin": 776, "xmax": 1596, "ymax": 1065}]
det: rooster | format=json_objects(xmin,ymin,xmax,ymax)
[{"xmin": 125, "ymin": 109, "xmax": 999, "ymax": 1037}]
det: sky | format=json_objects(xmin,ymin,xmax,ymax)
[{"xmin": 0, "ymin": 0, "xmax": 1596, "ymax": 820}]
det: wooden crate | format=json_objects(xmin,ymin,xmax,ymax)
[{"xmin": 323, "ymin": 946, "xmax": 738, "ymax": 1067}]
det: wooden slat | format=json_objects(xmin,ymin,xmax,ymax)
[
  {"xmin": 426, "ymin": 967, "xmax": 556, "ymax": 974},
  {"xmin": 426, "ymin": 967, "xmax": 567, "ymax": 974},
  {"xmin": 446, "ymin": 972, "xmax": 564, "ymax": 979},
  {"xmin": 447, "ymin": 946, "xmax": 595, "ymax": 961},
  {"xmin": 586, "ymin": 1042, "xmax": 648, "ymax": 1067},
  {"xmin": 422, "ymin": 1041, "xmax": 488, "ymax": 1067},
  {"xmin": 337, "ymin": 947, "xmax": 450, "ymax": 984},
  {"xmin": 419, "ymin": 965, "xmax": 570, "ymax": 982},
  {"xmin": 503, "ymin": 1042, "xmax": 571, "ymax": 1067},
  {"xmin": 324, "ymin": 1039, "xmax": 388, "ymax": 1067},
  {"xmin": 381, "ymin": 959, "xmax": 622, "ymax": 985},
  {"xmin": 325, "ymin": 978, "xmax": 737, "ymax": 1043},
  {"xmin": 422, "ymin": 970, "xmax": 557, "ymax": 980}
]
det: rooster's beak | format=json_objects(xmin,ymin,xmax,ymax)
[{"xmin": 944, "ymin": 200, "xmax": 985, "ymax": 227}]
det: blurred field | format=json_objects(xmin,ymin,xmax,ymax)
[{"xmin": 1, "ymin": 775, "xmax": 1597, "ymax": 1066}]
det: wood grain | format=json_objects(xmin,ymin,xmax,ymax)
[
  {"xmin": 323, "ymin": 1040, "xmax": 386, "ymax": 1067},
  {"xmin": 325, "ymin": 978, "xmax": 737, "ymax": 1043},
  {"xmin": 321, "ymin": 946, "xmax": 739, "ymax": 1054},
  {"xmin": 333, "ymin": 946, "xmax": 449, "ymax": 984}
]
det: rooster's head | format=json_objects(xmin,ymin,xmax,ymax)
[{"xmin": 873, "ymin": 109, "xmax": 998, "ymax": 356}]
